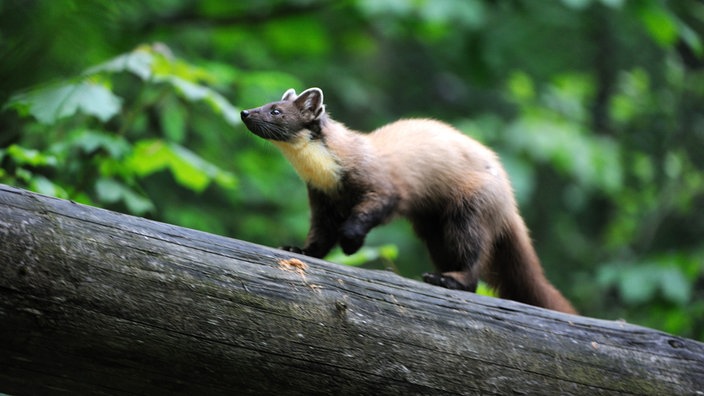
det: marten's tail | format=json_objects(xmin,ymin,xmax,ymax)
[{"xmin": 487, "ymin": 215, "xmax": 577, "ymax": 314}]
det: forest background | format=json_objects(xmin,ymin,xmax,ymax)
[{"xmin": 1, "ymin": 0, "xmax": 703, "ymax": 340}]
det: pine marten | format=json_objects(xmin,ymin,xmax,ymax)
[{"xmin": 240, "ymin": 87, "xmax": 576, "ymax": 314}]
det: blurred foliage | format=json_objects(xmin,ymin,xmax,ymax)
[
  {"xmin": 3, "ymin": 44, "xmax": 237, "ymax": 223},
  {"xmin": 1, "ymin": 0, "xmax": 703, "ymax": 340}
]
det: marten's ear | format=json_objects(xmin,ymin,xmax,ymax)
[
  {"xmin": 281, "ymin": 88, "xmax": 297, "ymax": 101},
  {"xmin": 294, "ymin": 88, "xmax": 324, "ymax": 118}
]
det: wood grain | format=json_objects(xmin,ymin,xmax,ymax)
[{"xmin": 0, "ymin": 185, "xmax": 701, "ymax": 395}]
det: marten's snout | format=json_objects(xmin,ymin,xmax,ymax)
[
  {"xmin": 241, "ymin": 109, "xmax": 267, "ymax": 138},
  {"xmin": 240, "ymin": 105, "xmax": 288, "ymax": 141},
  {"xmin": 241, "ymin": 109, "xmax": 256, "ymax": 132}
]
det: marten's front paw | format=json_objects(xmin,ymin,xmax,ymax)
[
  {"xmin": 339, "ymin": 222, "xmax": 366, "ymax": 255},
  {"xmin": 280, "ymin": 246, "xmax": 305, "ymax": 254},
  {"xmin": 339, "ymin": 234, "xmax": 365, "ymax": 255},
  {"xmin": 422, "ymin": 273, "xmax": 470, "ymax": 291}
]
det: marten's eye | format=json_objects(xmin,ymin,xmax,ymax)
[{"xmin": 270, "ymin": 109, "xmax": 282, "ymax": 116}]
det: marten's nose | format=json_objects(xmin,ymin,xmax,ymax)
[{"xmin": 240, "ymin": 110, "xmax": 250, "ymax": 120}]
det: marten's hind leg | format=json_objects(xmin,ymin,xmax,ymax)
[{"xmin": 413, "ymin": 205, "xmax": 490, "ymax": 293}]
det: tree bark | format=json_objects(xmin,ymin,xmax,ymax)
[{"xmin": 0, "ymin": 184, "xmax": 702, "ymax": 395}]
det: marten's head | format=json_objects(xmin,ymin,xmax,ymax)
[{"xmin": 241, "ymin": 88, "xmax": 326, "ymax": 142}]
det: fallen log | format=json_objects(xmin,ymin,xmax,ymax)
[{"xmin": 0, "ymin": 184, "xmax": 702, "ymax": 395}]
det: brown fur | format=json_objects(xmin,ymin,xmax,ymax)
[{"xmin": 241, "ymin": 88, "xmax": 576, "ymax": 314}]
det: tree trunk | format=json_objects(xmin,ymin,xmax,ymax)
[{"xmin": 0, "ymin": 184, "xmax": 702, "ymax": 395}]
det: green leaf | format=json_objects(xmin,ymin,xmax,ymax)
[
  {"xmin": 162, "ymin": 76, "xmax": 240, "ymax": 126},
  {"xmin": 505, "ymin": 116, "xmax": 622, "ymax": 194},
  {"xmin": 206, "ymin": 92, "xmax": 241, "ymax": 126},
  {"xmin": 378, "ymin": 244, "xmax": 399, "ymax": 261},
  {"xmin": 166, "ymin": 76, "xmax": 241, "ymax": 125},
  {"xmin": 619, "ymin": 267, "xmax": 658, "ymax": 304},
  {"xmin": 95, "ymin": 177, "xmax": 123, "ymax": 203},
  {"xmin": 168, "ymin": 144, "xmax": 238, "ymax": 190},
  {"xmin": 6, "ymin": 145, "xmax": 57, "ymax": 167},
  {"xmin": 327, "ymin": 244, "xmax": 398, "ymax": 267},
  {"xmin": 636, "ymin": 1, "xmax": 678, "ymax": 48},
  {"xmin": 9, "ymin": 81, "xmax": 122, "ymax": 125},
  {"xmin": 602, "ymin": 262, "xmax": 693, "ymax": 306},
  {"xmin": 679, "ymin": 23, "xmax": 704, "ymax": 57},
  {"xmin": 51, "ymin": 129, "xmax": 131, "ymax": 158},
  {"xmin": 167, "ymin": 145, "xmax": 211, "ymax": 192},
  {"xmin": 167, "ymin": 77, "xmax": 210, "ymax": 101},
  {"xmin": 84, "ymin": 47, "xmax": 154, "ymax": 80},
  {"xmin": 214, "ymin": 171, "xmax": 238, "ymax": 189},
  {"xmin": 127, "ymin": 140, "xmax": 171, "ymax": 176},
  {"xmin": 122, "ymin": 188, "xmax": 156, "ymax": 215},
  {"xmin": 507, "ymin": 71, "xmax": 535, "ymax": 102},
  {"xmin": 151, "ymin": 47, "xmax": 213, "ymax": 83},
  {"xmin": 610, "ymin": 68, "xmax": 650, "ymax": 124},
  {"xmin": 126, "ymin": 139, "xmax": 236, "ymax": 192},
  {"xmin": 159, "ymin": 97, "xmax": 187, "ymax": 142},
  {"xmin": 476, "ymin": 281, "xmax": 497, "ymax": 297},
  {"xmin": 30, "ymin": 175, "xmax": 68, "ymax": 198},
  {"xmin": 660, "ymin": 267, "xmax": 692, "ymax": 305},
  {"xmin": 95, "ymin": 177, "xmax": 154, "ymax": 215}
]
